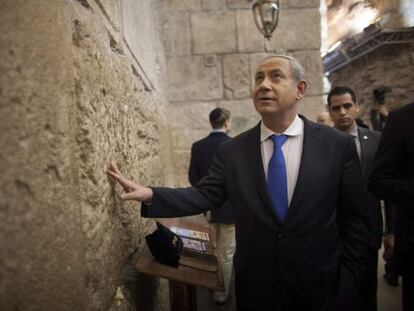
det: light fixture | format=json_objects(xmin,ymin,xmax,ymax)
[{"xmin": 252, "ymin": 0, "xmax": 281, "ymax": 40}]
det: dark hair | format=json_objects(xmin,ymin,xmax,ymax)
[
  {"xmin": 327, "ymin": 86, "xmax": 357, "ymax": 107},
  {"xmin": 209, "ymin": 108, "xmax": 231, "ymax": 129}
]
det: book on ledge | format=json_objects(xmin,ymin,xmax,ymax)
[
  {"xmin": 169, "ymin": 225, "xmax": 218, "ymax": 272},
  {"xmin": 170, "ymin": 226, "xmax": 210, "ymax": 241}
]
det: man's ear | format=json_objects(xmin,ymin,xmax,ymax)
[
  {"xmin": 296, "ymin": 80, "xmax": 307, "ymax": 100},
  {"xmin": 356, "ymin": 102, "xmax": 360, "ymax": 112}
]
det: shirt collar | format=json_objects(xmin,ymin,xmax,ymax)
[
  {"xmin": 211, "ymin": 129, "xmax": 226, "ymax": 133},
  {"xmin": 260, "ymin": 115, "xmax": 304, "ymax": 142},
  {"xmin": 348, "ymin": 124, "xmax": 359, "ymax": 138}
]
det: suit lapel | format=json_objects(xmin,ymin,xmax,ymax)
[
  {"xmin": 284, "ymin": 116, "xmax": 323, "ymax": 224},
  {"xmin": 244, "ymin": 123, "xmax": 280, "ymax": 223}
]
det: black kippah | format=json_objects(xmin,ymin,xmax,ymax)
[{"xmin": 145, "ymin": 222, "xmax": 183, "ymax": 268}]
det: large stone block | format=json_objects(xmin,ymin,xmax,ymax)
[
  {"xmin": 236, "ymin": 10, "xmax": 265, "ymax": 52},
  {"xmin": 222, "ymin": 54, "xmax": 251, "ymax": 99},
  {"xmin": 164, "ymin": 12, "xmax": 192, "ymax": 56},
  {"xmin": 172, "ymin": 129, "xmax": 208, "ymax": 149},
  {"xmin": 122, "ymin": 0, "xmax": 165, "ymax": 88},
  {"xmin": 267, "ymin": 9, "xmax": 321, "ymax": 50},
  {"xmin": 167, "ymin": 56, "xmax": 223, "ymax": 101},
  {"xmin": 191, "ymin": 12, "xmax": 237, "ymax": 54},
  {"xmin": 169, "ymin": 101, "xmax": 217, "ymax": 130},
  {"xmin": 218, "ymin": 99, "xmax": 260, "ymax": 135},
  {"xmin": 292, "ymin": 50, "xmax": 323, "ymax": 96},
  {"xmin": 298, "ymin": 95, "xmax": 325, "ymax": 121},
  {"xmin": 202, "ymin": 0, "xmax": 225, "ymax": 10},
  {"xmin": 0, "ymin": 1, "xmax": 87, "ymax": 310},
  {"xmin": 172, "ymin": 150, "xmax": 191, "ymax": 180},
  {"xmin": 175, "ymin": 174, "xmax": 192, "ymax": 188},
  {"xmin": 283, "ymin": 0, "xmax": 320, "ymax": 8},
  {"xmin": 226, "ymin": 0, "xmax": 253, "ymax": 9},
  {"xmin": 97, "ymin": 0, "xmax": 120, "ymax": 29},
  {"xmin": 162, "ymin": 0, "xmax": 202, "ymax": 11}
]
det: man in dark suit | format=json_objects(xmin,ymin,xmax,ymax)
[
  {"xmin": 327, "ymin": 86, "xmax": 382, "ymax": 311},
  {"xmin": 188, "ymin": 107, "xmax": 235, "ymax": 306},
  {"xmin": 368, "ymin": 102, "xmax": 414, "ymax": 311},
  {"xmin": 107, "ymin": 55, "xmax": 369, "ymax": 311}
]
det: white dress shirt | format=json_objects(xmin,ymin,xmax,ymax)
[{"xmin": 260, "ymin": 115, "xmax": 304, "ymax": 206}]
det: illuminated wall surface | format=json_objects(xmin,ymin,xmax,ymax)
[{"xmin": 325, "ymin": 0, "xmax": 414, "ymax": 124}]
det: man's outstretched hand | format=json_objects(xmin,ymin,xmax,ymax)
[{"xmin": 107, "ymin": 162, "xmax": 153, "ymax": 202}]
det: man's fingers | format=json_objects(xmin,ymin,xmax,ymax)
[
  {"xmin": 107, "ymin": 166, "xmax": 137, "ymax": 191},
  {"xmin": 110, "ymin": 162, "xmax": 121, "ymax": 174},
  {"xmin": 120, "ymin": 191, "xmax": 139, "ymax": 201},
  {"xmin": 107, "ymin": 170, "xmax": 120, "ymax": 180}
]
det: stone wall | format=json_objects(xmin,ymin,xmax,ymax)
[
  {"xmin": 0, "ymin": 0, "xmax": 171, "ymax": 310},
  {"xmin": 328, "ymin": 43, "xmax": 414, "ymax": 125},
  {"xmin": 162, "ymin": 0, "xmax": 324, "ymax": 187}
]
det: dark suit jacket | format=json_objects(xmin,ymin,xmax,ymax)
[
  {"xmin": 189, "ymin": 131, "xmax": 234, "ymax": 224},
  {"xmin": 142, "ymin": 116, "xmax": 369, "ymax": 310},
  {"xmin": 357, "ymin": 127, "xmax": 383, "ymax": 250},
  {"xmin": 368, "ymin": 103, "xmax": 414, "ymax": 271}
]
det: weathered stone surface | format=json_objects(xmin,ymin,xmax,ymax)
[
  {"xmin": 0, "ymin": 1, "xmax": 87, "ymax": 310},
  {"xmin": 223, "ymin": 54, "xmax": 251, "ymax": 99},
  {"xmin": 191, "ymin": 12, "xmax": 237, "ymax": 54},
  {"xmin": 267, "ymin": 9, "xmax": 321, "ymax": 50},
  {"xmin": 167, "ymin": 56, "xmax": 223, "ymax": 101},
  {"xmin": 236, "ymin": 10, "xmax": 265, "ymax": 52},
  {"xmin": 73, "ymin": 3, "xmax": 170, "ymax": 309},
  {"xmin": 298, "ymin": 95, "xmax": 325, "ymax": 121},
  {"xmin": 97, "ymin": 0, "xmax": 120, "ymax": 29},
  {"xmin": 284, "ymin": 0, "xmax": 320, "ymax": 8},
  {"xmin": 0, "ymin": 1, "xmax": 171, "ymax": 311},
  {"xmin": 169, "ymin": 101, "xmax": 217, "ymax": 130},
  {"xmin": 122, "ymin": 0, "xmax": 166, "ymax": 89},
  {"xmin": 218, "ymin": 99, "xmax": 260, "ymax": 135},
  {"xmin": 172, "ymin": 150, "xmax": 191, "ymax": 183},
  {"xmin": 162, "ymin": 0, "xmax": 202, "ymax": 11},
  {"xmin": 202, "ymin": 0, "xmax": 225, "ymax": 10},
  {"xmin": 164, "ymin": 11, "xmax": 192, "ymax": 56},
  {"xmin": 292, "ymin": 50, "xmax": 323, "ymax": 96},
  {"xmin": 172, "ymin": 129, "xmax": 209, "ymax": 149},
  {"xmin": 226, "ymin": 0, "xmax": 253, "ymax": 9},
  {"xmin": 328, "ymin": 43, "xmax": 414, "ymax": 123}
]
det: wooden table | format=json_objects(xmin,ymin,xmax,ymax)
[{"xmin": 136, "ymin": 218, "xmax": 224, "ymax": 311}]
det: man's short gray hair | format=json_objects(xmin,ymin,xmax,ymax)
[{"xmin": 262, "ymin": 55, "xmax": 306, "ymax": 83}]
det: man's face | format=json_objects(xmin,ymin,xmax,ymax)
[
  {"xmin": 329, "ymin": 93, "xmax": 359, "ymax": 132},
  {"xmin": 252, "ymin": 57, "xmax": 304, "ymax": 117}
]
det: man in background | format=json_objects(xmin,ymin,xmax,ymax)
[
  {"xmin": 327, "ymin": 86, "xmax": 386, "ymax": 311},
  {"xmin": 369, "ymin": 102, "xmax": 414, "ymax": 311},
  {"xmin": 316, "ymin": 111, "xmax": 334, "ymax": 127},
  {"xmin": 188, "ymin": 107, "xmax": 235, "ymax": 306}
]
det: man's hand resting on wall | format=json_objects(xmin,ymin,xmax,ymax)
[{"xmin": 107, "ymin": 162, "xmax": 153, "ymax": 202}]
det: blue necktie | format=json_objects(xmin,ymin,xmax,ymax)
[{"xmin": 267, "ymin": 134, "xmax": 289, "ymax": 222}]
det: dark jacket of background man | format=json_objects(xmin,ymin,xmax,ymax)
[
  {"xmin": 327, "ymin": 86, "xmax": 396, "ymax": 311},
  {"xmin": 189, "ymin": 131, "xmax": 233, "ymax": 224},
  {"xmin": 369, "ymin": 102, "xmax": 414, "ymax": 311}
]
